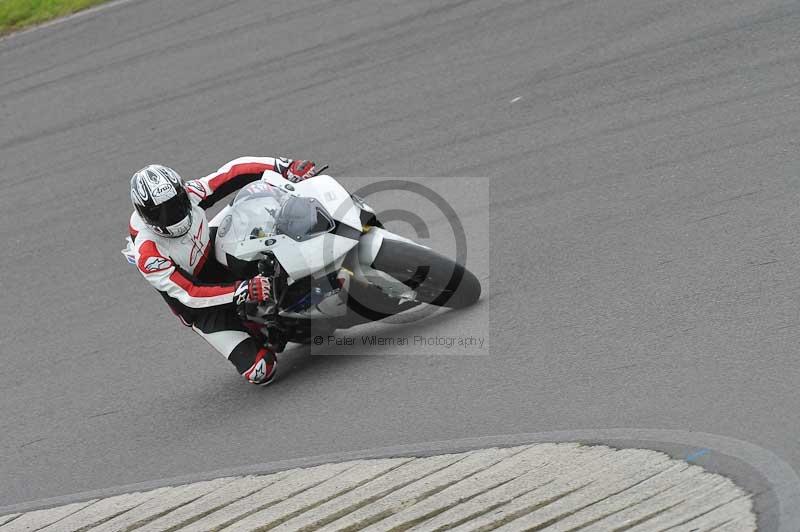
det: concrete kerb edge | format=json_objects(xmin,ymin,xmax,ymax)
[{"xmin": 1, "ymin": 428, "xmax": 796, "ymax": 530}]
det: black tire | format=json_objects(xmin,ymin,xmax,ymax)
[
  {"xmin": 279, "ymin": 319, "xmax": 336, "ymax": 345},
  {"xmin": 371, "ymin": 240, "xmax": 481, "ymax": 309}
]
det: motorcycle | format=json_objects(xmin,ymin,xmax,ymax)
[{"xmin": 127, "ymin": 170, "xmax": 481, "ymax": 351}]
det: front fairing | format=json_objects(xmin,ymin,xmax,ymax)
[{"xmin": 215, "ymin": 178, "xmax": 359, "ymax": 282}]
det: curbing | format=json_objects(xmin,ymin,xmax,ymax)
[{"xmin": 0, "ymin": 442, "xmax": 755, "ymax": 532}]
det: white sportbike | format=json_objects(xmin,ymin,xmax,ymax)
[{"xmin": 208, "ymin": 170, "xmax": 481, "ymax": 348}]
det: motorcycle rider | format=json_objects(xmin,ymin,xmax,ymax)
[{"xmin": 128, "ymin": 156, "xmax": 320, "ymax": 385}]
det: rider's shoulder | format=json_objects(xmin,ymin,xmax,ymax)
[
  {"xmin": 129, "ymin": 211, "xmax": 146, "ymax": 239},
  {"xmin": 184, "ymin": 180, "xmax": 208, "ymax": 203},
  {"xmin": 131, "ymin": 223, "xmax": 170, "ymax": 256}
]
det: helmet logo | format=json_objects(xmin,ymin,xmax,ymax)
[{"xmin": 152, "ymin": 183, "xmax": 173, "ymax": 198}]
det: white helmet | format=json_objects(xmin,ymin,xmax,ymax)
[{"xmin": 130, "ymin": 165, "xmax": 192, "ymax": 237}]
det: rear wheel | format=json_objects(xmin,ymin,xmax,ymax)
[{"xmin": 371, "ymin": 240, "xmax": 481, "ymax": 308}]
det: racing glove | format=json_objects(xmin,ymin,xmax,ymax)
[
  {"xmin": 246, "ymin": 275, "xmax": 272, "ymax": 304},
  {"xmin": 234, "ymin": 275, "xmax": 273, "ymax": 319},
  {"xmin": 285, "ymin": 159, "xmax": 319, "ymax": 182}
]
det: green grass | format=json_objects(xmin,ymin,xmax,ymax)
[{"xmin": 0, "ymin": 0, "xmax": 110, "ymax": 34}]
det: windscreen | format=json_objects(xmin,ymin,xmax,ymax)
[
  {"xmin": 275, "ymin": 196, "xmax": 335, "ymax": 241},
  {"xmin": 220, "ymin": 181, "xmax": 335, "ymax": 244},
  {"xmin": 222, "ymin": 181, "xmax": 287, "ymax": 242}
]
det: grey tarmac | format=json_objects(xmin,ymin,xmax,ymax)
[{"xmin": 1, "ymin": 0, "xmax": 799, "ymax": 529}]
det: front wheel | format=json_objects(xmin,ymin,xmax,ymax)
[
  {"xmin": 371, "ymin": 240, "xmax": 481, "ymax": 309},
  {"xmin": 274, "ymin": 319, "xmax": 336, "ymax": 345}
]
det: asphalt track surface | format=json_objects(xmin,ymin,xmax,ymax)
[{"xmin": 2, "ymin": 0, "xmax": 800, "ymax": 527}]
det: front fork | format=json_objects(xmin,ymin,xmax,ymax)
[{"xmin": 241, "ymin": 253, "xmax": 289, "ymax": 352}]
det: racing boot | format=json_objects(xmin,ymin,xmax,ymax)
[{"xmin": 242, "ymin": 347, "xmax": 278, "ymax": 386}]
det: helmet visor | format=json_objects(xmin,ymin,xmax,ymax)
[{"xmin": 139, "ymin": 192, "xmax": 191, "ymax": 228}]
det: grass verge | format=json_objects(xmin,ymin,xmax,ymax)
[{"xmin": 0, "ymin": 0, "xmax": 110, "ymax": 35}]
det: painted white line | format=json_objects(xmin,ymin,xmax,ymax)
[
  {"xmin": 0, "ymin": 443, "xmax": 755, "ymax": 532},
  {"xmin": 510, "ymin": 96, "xmax": 522, "ymax": 103}
]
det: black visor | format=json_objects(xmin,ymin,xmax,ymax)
[{"xmin": 138, "ymin": 191, "xmax": 191, "ymax": 228}]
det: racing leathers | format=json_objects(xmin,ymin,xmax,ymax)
[{"xmin": 129, "ymin": 156, "xmax": 306, "ymax": 385}]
